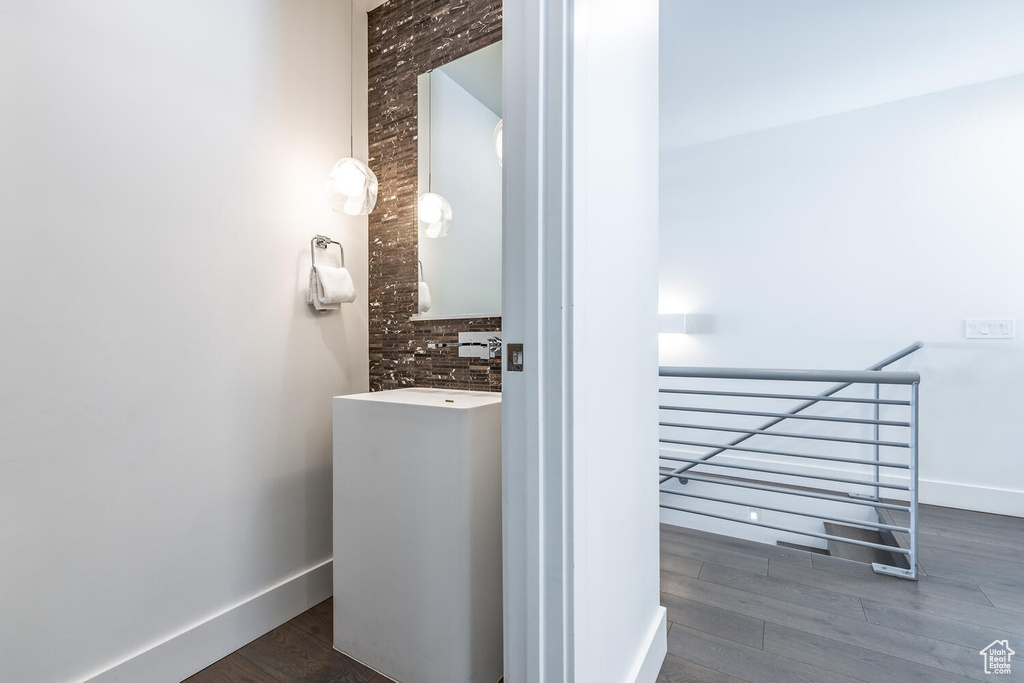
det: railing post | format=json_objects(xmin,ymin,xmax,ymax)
[
  {"xmin": 873, "ymin": 382, "xmax": 881, "ymax": 501},
  {"xmin": 909, "ymin": 380, "xmax": 919, "ymax": 580}
]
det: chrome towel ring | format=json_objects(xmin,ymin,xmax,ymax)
[{"xmin": 311, "ymin": 234, "xmax": 345, "ymax": 267}]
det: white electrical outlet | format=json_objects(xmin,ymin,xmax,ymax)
[{"xmin": 965, "ymin": 319, "xmax": 1015, "ymax": 340}]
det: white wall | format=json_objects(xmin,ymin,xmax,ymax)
[
  {"xmin": 0, "ymin": 2, "xmax": 368, "ymax": 682},
  {"xmin": 418, "ymin": 70, "xmax": 502, "ymax": 318},
  {"xmin": 659, "ymin": 73, "xmax": 1024, "ymax": 516},
  {"xmin": 573, "ymin": 0, "xmax": 666, "ymax": 680}
]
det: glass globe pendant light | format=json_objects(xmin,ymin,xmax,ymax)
[
  {"xmin": 418, "ymin": 192, "xmax": 453, "ymax": 238},
  {"xmin": 325, "ymin": 157, "xmax": 378, "ymax": 216},
  {"xmin": 324, "ymin": 6, "xmax": 377, "ymax": 217}
]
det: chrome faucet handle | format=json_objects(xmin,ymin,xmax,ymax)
[{"xmin": 487, "ymin": 336, "xmax": 503, "ymax": 359}]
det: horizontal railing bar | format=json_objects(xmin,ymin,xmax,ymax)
[
  {"xmin": 659, "ymin": 502, "xmax": 911, "ymax": 555},
  {"xmin": 659, "ymin": 343, "xmax": 924, "ymax": 484},
  {"xmin": 665, "ymin": 472, "xmax": 912, "ymax": 511},
  {"xmin": 660, "ymin": 422, "xmax": 911, "ymax": 448},
  {"xmin": 659, "ymin": 405, "xmax": 911, "ymax": 427},
  {"xmin": 871, "ymin": 341, "xmax": 925, "ymax": 370},
  {"xmin": 658, "ymin": 454, "xmax": 912, "ymax": 490},
  {"xmin": 659, "ymin": 367, "xmax": 921, "ymax": 385},
  {"xmin": 660, "ymin": 438, "xmax": 910, "ymax": 469},
  {"xmin": 658, "ymin": 388, "xmax": 912, "ymax": 406},
  {"xmin": 658, "ymin": 488, "xmax": 911, "ymax": 533}
]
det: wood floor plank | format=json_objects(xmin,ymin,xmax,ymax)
[
  {"xmin": 656, "ymin": 653, "xmax": 746, "ymax": 683},
  {"xmin": 662, "ymin": 535, "xmax": 769, "ymax": 576},
  {"xmin": 916, "ymin": 523, "xmax": 1014, "ymax": 548},
  {"xmin": 661, "ymin": 552, "xmax": 703, "ymax": 578},
  {"xmin": 795, "ymin": 554, "xmax": 993, "ymax": 607},
  {"xmin": 917, "ymin": 530, "xmax": 1024, "ymax": 565},
  {"xmin": 662, "ymin": 524, "xmax": 815, "ymax": 565},
  {"xmin": 809, "ymin": 548, "xmax": 926, "ymax": 578},
  {"xmin": 183, "ymin": 653, "xmax": 280, "ymax": 683},
  {"xmin": 861, "ymin": 599, "xmax": 1024, "ymax": 648},
  {"xmin": 697, "ymin": 562, "xmax": 866, "ymax": 620},
  {"xmin": 918, "ymin": 550, "xmax": 1024, "ymax": 594},
  {"xmin": 660, "ymin": 588, "xmax": 765, "ymax": 648},
  {"xmin": 789, "ymin": 557, "xmax": 1024, "ymax": 635},
  {"xmin": 763, "ymin": 622, "xmax": 973, "ymax": 683},
  {"xmin": 238, "ymin": 622, "xmax": 376, "ymax": 683},
  {"xmin": 918, "ymin": 505, "xmax": 1024, "ymax": 534},
  {"xmin": 920, "ymin": 536, "xmax": 1024, "ymax": 569},
  {"xmin": 667, "ymin": 622, "xmax": 864, "ymax": 683},
  {"xmin": 889, "ymin": 509, "xmax": 1019, "ymax": 548},
  {"xmin": 661, "ymin": 569, "xmax": 989, "ymax": 680},
  {"xmin": 291, "ymin": 599, "xmax": 335, "ymax": 646},
  {"xmin": 979, "ymin": 585, "xmax": 1024, "ymax": 614}
]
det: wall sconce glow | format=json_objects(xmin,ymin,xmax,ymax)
[
  {"xmin": 418, "ymin": 192, "xmax": 453, "ymax": 238},
  {"xmin": 659, "ymin": 314, "xmax": 689, "ymax": 334},
  {"xmin": 493, "ymin": 119, "xmax": 503, "ymax": 166},
  {"xmin": 325, "ymin": 157, "xmax": 378, "ymax": 216}
]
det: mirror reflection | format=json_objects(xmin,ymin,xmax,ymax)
[{"xmin": 415, "ymin": 41, "xmax": 502, "ymax": 319}]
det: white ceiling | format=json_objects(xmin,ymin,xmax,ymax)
[{"xmin": 660, "ymin": 0, "xmax": 1024, "ymax": 151}]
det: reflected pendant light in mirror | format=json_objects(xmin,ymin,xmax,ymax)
[
  {"xmin": 418, "ymin": 95, "xmax": 452, "ymax": 238},
  {"xmin": 418, "ymin": 192, "xmax": 453, "ymax": 238},
  {"xmin": 325, "ymin": 157, "xmax": 378, "ymax": 216},
  {"xmin": 493, "ymin": 119, "xmax": 503, "ymax": 166}
]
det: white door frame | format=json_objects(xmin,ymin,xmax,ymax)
[
  {"xmin": 501, "ymin": 0, "xmax": 575, "ymax": 680},
  {"xmin": 502, "ymin": 0, "xmax": 665, "ymax": 680}
]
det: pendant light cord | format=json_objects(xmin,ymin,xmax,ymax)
[
  {"xmin": 427, "ymin": 87, "xmax": 432, "ymax": 193},
  {"xmin": 350, "ymin": 0, "xmax": 356, "ymax": 159},
  {"xmin": 426, "ymin": 69, "xmax": 433, "ymax": 194}
]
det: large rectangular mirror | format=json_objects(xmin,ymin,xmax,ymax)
[{"xmin": 414, "ymin": 41, "xmax": 503, "ymax": 320}]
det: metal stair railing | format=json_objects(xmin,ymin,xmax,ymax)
[
  {"xmin": 658, "ymin": 345, "xmax": 923, "ymax": 580},
  {"xmin": 659, "ymin": 342, "xmax": 923, "ymax": 486}
]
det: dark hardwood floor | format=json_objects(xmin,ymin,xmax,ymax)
[
  {"xmin": 183, "ymin": 599, "xmax": 389, "ymax": 683},
  {"xmin": 657, "ymin": 504, "xmax": 1024, "ymax": 683},
  {"xmin": 184, "ymin": 503, "xmax": 1022, "ymax": 682}
]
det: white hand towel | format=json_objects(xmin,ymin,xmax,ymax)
[
  {"xmin": 307, "ymin": 268, "xmax": 328, "ymax": 310},
  {"xmin": 418, "ymin": 280, "xmax": 432, "ymax": 314},
  {"xmin": 308, "ymin": 265, "xmax": 356, "ymax": 310},
  {"xmin": 316, "ymin": 265, "xmax": 357, "ymax": 304}
]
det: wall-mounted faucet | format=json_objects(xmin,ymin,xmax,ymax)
[{"xmin": 428, "ymin": 332, "xmax": 502, "ymax": 359}]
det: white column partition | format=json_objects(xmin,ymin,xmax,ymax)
[{"xmin": 502, "ymin": 0, "xmax": 664, "ymax": 680}]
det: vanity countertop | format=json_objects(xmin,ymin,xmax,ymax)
[{"xmin": 335, "ymin": 387, "xmax": 500, "ymax": 409}]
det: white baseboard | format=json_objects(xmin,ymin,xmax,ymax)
[
  {"xmin": 628, "ymin": 606, "xmax": 667, "ymax": 683},
  {"xmin": 920, "ymin": 480, "xmax": 1024, "ymax": 518},
  {"xmin": 80, "ymin": 559, "xmax": 333, "ymax": 683}
]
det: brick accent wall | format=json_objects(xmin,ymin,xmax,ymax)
[{"xmin": 367, "ymin": 0, "xmax": 503, "ymax": 392}]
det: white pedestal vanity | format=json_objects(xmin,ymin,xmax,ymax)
[{"xmin": 332, "ymin": 388, "xmax": 502, "ymax": 683}]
